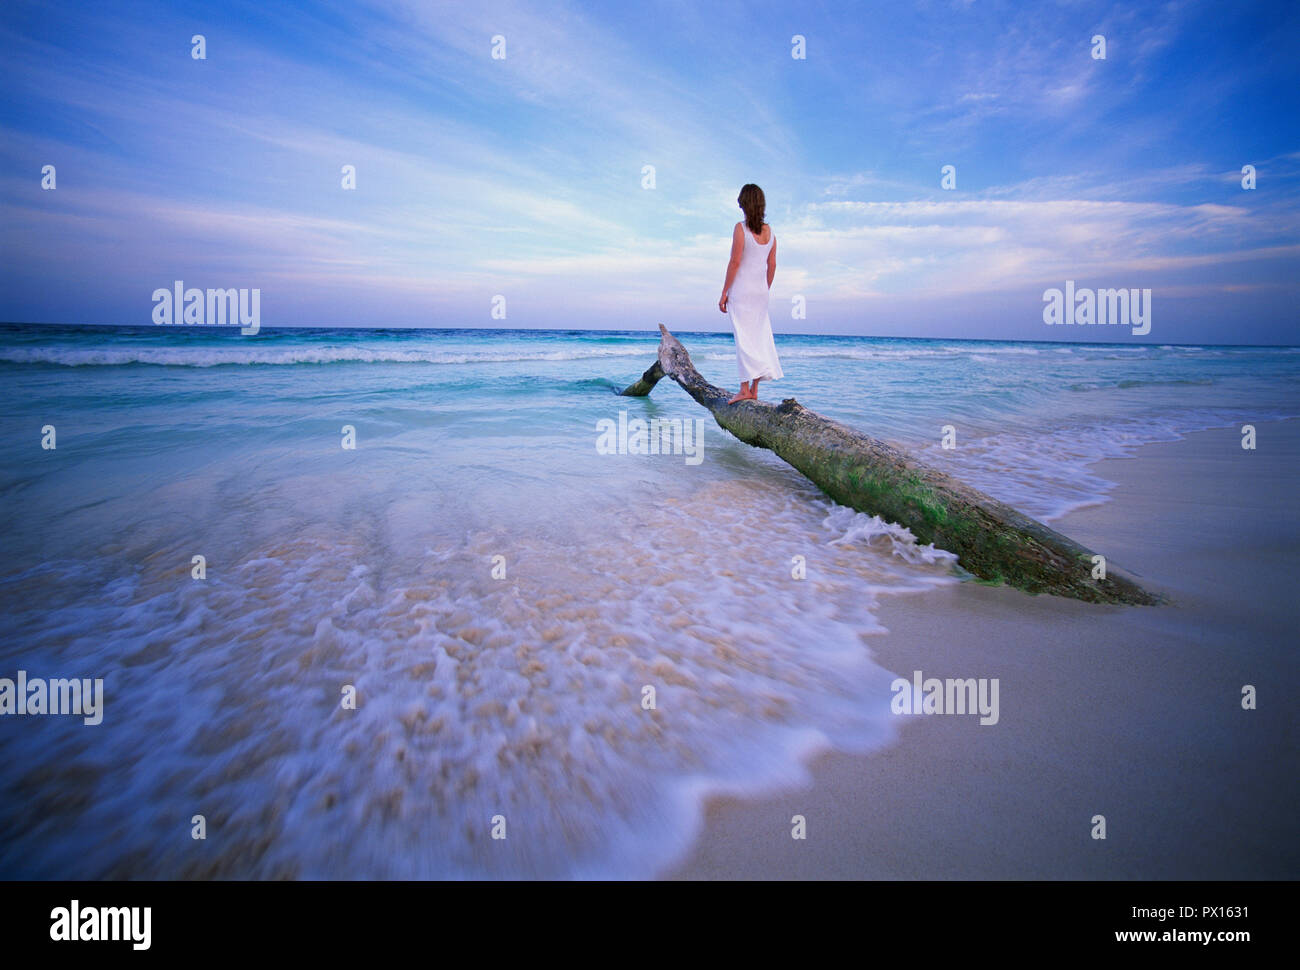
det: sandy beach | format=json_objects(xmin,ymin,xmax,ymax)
[{"xmin": 668, "ymin": 417, "xmax": 1299, "ymax": 880}]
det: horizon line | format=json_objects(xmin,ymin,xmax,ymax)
[{"xmin": 1, "ymin": 320, "xmax": 1297, "ymax": 350}]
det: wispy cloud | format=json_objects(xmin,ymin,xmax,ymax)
[{"xmin": 1, "ymin": 0, "xmax": 1296, "ymax": 341}]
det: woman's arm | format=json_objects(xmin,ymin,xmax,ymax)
[
  {"xmin": 718, "ymin": 223, "xmax": 744, "ymax": 312},
  {"xmin": 767, "ymin": 234, "xmax": 777, "ymax": 288}
]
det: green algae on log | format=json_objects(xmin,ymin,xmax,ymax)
[{"xmin": 620, "ymin": 325, "xmax": 1162, "ymax": 606}]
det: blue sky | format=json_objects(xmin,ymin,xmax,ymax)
[{"xmin": 1, "ymin": 0, "xmax": 1297, "ymax": 342}]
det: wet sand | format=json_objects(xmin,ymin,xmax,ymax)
[{"xmin": 667, "ymin": 418, "xmax": 1299, "ymax": 879}]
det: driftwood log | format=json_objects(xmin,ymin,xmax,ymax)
[{"xmin": 621, "ymin": 325, "xmax": 1161, "ymax": 605}]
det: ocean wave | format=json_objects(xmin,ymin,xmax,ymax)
[
  {"xmin": 911, "ymin": 409, "xmax": 1294, "ymax": 521},
  {"xmin": 822, "ymin": 506, "xmax": 960, "ymax": 567},
  {"xmin": 0, "ymin": 474, "xmax": 961, "ymax": 880},
  {"xmin": 1069, "ymin": 378, "xmax": 1216, "ymax": 391},
  {"xmin": 0, "ymin": 345, "xmax": 656, "ymax": 368},
  {"xmin": 702, "ymin": 347, "xmax": 971, "ymax": 363}
]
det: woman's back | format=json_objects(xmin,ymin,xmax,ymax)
[{"xmin": 734, "ymin": 223, "xmax": 773, "ymax": 291}]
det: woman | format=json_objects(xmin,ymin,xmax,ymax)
[{"xmin": 718, "ymin": 183, "xmax": 783, "ymax": 404}]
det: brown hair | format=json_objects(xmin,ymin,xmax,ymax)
[{"xmin": 738, "ymin": 184, "xmax": 766, "ymax": 235}]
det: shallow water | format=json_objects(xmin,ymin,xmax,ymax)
[{"xmin": 1, "ymin": 324, "xmax": 1296, "ymax": 877}]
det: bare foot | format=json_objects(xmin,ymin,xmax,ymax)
[{"xmin": 727, "ymin": 391, "xmax": 748, "ymax": 404}]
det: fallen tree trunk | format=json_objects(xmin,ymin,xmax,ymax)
[{"xmin": 621, "ymin": 325, "xmax": 1161, "ymax": 605}]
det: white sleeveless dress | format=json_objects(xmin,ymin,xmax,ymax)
[{"xmin": 727, "ymin": 225, "xmax": 784, "ymax": 383}]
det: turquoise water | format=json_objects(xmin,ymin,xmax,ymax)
[{"xmin": 1, "ymin": 323, "xmax": 1297, "ymax": 877}]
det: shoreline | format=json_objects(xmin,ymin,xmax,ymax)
[{"xmin": 665, "ymin": 417, "xmax": 1299, "ymax": 879}]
